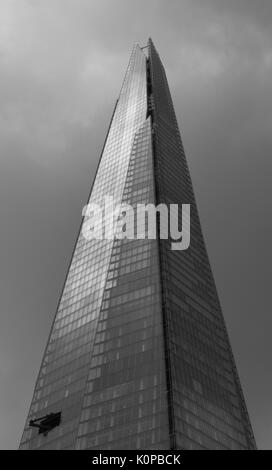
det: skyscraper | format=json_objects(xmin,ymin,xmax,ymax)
[{"xmin": 20, "ymin": 39, "xmax": 256, "ymax": 450}]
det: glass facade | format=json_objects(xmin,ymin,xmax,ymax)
[
  {"xmin": 148, "ymin": 39, "xmax": 256, "ymax": 450},
  {"xmin": 19, "ymin": 40, "xmax": 256, "ymax": 450}
]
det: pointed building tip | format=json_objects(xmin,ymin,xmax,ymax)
[{"xmin": 147, "ymin": 37, "xmax": 157, "ymax": 52}]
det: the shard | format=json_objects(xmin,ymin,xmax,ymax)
[{"xmin": 20, "ymin": 39, "xmax": 256, "ymax": 450}]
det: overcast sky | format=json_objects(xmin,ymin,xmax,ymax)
[{"xmin": 0, "ymin": 0, "xmax": 271, "ymax": 449}]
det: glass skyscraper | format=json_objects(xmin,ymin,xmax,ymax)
[{"xmin": 20, "ymin": 39, "xmax": 256, "ymax": 450}]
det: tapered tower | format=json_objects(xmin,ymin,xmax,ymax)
[{"xmin": 20, "ymin": 39, "xmax": 256, "ymax": 450}]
